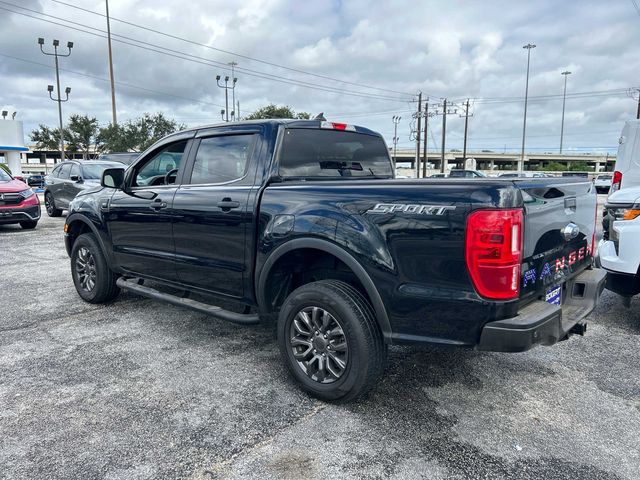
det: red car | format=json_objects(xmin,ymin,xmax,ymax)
[{"xmin": 0, "ymin": 168, "xmax": 40, "ymax": 229}]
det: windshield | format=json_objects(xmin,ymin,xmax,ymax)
[
  {"xmin": 81, "ymin": 163, "xmax": 116, "ymax": 180},
  {"xmin": 278, "ymin": 128, "xmax": 392, "ymax": 178},
  {"xmin": 0, "ymin": 168, "xmax": 12, "ymax": 181}
]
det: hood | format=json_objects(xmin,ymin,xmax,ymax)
[
  {"xmin": 606, "ymin": 185, "xmax": 640, "ymax": 205},
  {"xmin": 0, "ymin": 178, "xmax": 29, "ymax": 192}
]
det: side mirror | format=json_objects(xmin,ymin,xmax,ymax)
[
  {"xmin": 101, "ymin": 168, "xmax": 126, "ymax": 189},
  {"xmin": 70, "ymin": 174, "xmax": 82, "ymax": 182}
]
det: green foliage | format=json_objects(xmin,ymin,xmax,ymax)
[
  {"xmin": 97, "ymin": 113, "xmax": 185, "ymax": 152},
  {"xmin": 568, "ymin": 161, "xmax": 592, "ymax": 172},
  {"xmin": 244, "ymin": 104, "xmax": 310, "ymax": 120},
  {"xmin": 539, "ymin": 162, "xmax": 567, "ymax": 171},
  {"xmin": 30, "ymin": 124, "xmax": 61, "ymax": 151},
  {"xmin": 66, "ymin": 115, "xmax": 100, "ymax": 158}
]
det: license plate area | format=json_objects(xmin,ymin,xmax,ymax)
[{"xmin": 545, "ymin": 285, "xmax": 562, "ymax": 306}]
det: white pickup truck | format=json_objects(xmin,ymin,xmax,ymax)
[{"xmin": 598, "ymin": 185, "xmax": 640, "ymax": 305}]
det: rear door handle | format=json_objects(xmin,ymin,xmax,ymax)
[
  {"xmin": 217, "ymin": 198, "xmax": 240, "ymax": 210},
  {"xmin": 150, "ymin": 198, "xmax": 167, "ymax": 210}
]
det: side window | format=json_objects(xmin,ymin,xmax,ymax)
[
  {"xmin": 189, "ymin": 135, "xmax": 254, "ymax": 185},
  {"xmin": 51, "ymin": 165, "xmax": 61, "ymax": 177},
  {"xmin": 70, "ymin": 163, "xmax": 81, "ymax": 179},
  {"xmin": 57, "ymin": 163, "xmax": 71, "ymax": 179},
  {"xmin": 133, "ymin": 140, "xmax": 188, "ymax": 187}
]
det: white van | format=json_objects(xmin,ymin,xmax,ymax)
[{"xmin": 610, "ymin": 119, "xmax": 640, "ymax": 193}]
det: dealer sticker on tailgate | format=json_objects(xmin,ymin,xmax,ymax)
[{"xmin": 545, "ymin": 286, "xmax": 562, "ymax": 306}]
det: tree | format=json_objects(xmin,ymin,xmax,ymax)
[
  {"xmin": 65, "ymin": 114, "xmax": 100, "ymax": 159},
  {"xmin": 568, "ymin": 161, "xmax": 592, "ymax": 172},
  {"xmin": 97, "ymin": 113, "xmax": 185, "ymax": 152},
  {"xmin": 244, "ymin": 104, "xmax": 310, "ymax": 120},
  {"xmin": 30, "ymin": 124, "xmax": 61, "ymax": 151},
  {"xmin": 537, "ymin": 162, "xmax": 567, "ymax": 172}
]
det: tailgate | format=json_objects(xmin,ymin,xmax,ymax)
[{"xmin": 517, "ymin": 179, "xmax": 597, "ymax": 303}]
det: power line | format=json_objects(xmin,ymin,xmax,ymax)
[
  {"xmin": 45, "ymin": 0, "xmax": 415, "ymax": 98},
  {"xmin": 0, "ymin": 52, "xmax": 240, "ymax": 112},
  {"xmin": 17, "ymin": 0, "xmax": 415, "ymax": 100},
  {"xmin": 0, "ymin": 2, "xmax": 411, "ymax": 102}
]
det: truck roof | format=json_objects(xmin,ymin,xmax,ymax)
[{"xmin": 174, "ymin": 119, "xmax": 383, "ymax": 138}]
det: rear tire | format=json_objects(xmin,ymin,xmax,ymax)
[
  {"xmin": 71, "ymin": 233, "xmax": 120, "ymax": 303},
  {"xmin": 277, "ymin": 280, "xmax": 386, "ymax": 402},
  {"xmin": 19, "ymin": 221, "xmax": 38, "ymax": 229},
  {"xmin": 45, "ymin": 192, "xmax": 63, "ymax": 217}
]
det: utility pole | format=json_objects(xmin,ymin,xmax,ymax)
[
  {"xmin": 460, "ymin": 99, "xmax": 473, "ymax": 167},
  {"xmin": 415, "ymin": 92, "xmax": 422, "ymax": 178},
  {"xmin": 440, "ymin": 99, "xmax": 447, "ymax": 173},
  {"xmin": 237, "ymin": 100, "xmax": 240, "ymax": 121},
  {"xmin": 105, "ymin": 0, "xmax": 117, "ymax": 125},
  {"xmin": 432, "ymin": 99, "xmax": 456, "ymax": 173},
  {"xmin": 422, "ymin": 99, "xmax": 429, "ymax": 178},
  {"xmin": 39, "ymin": 37, "xmax": 73, "ymax": 163},
  {"xmin": 559, "ymin": 71, "xmax": 571, "ymax": 154},
  {"xmin": 392, "ymin": 115, "xmax": 401, "ymax": 169},
  {"xmin": 216, "ymin": 74, "xmax": 237, "ymax": 122},
  {"xmin": 520, "ymin": 43, "xmax": 536, "ymax": 171}
]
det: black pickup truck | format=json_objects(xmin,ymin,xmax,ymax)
[{"xmin": 64, "ymin": 119, "xmax": 606, "ymax": 401}]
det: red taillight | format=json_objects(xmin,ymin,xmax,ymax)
[
  {"xmin": 320, "ymin": 121, "xmax": 355, "ymax": 131},
  {"xmin": 611, "ymin": 170, "xmax": 622, "ymax": 192},
  {"xmin": 465, "ymin": 209, "xmax": 523, "ymax": 300}
]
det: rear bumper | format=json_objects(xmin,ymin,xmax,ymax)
[
  {"xmin": 0, "ymin": 204, "xmax": 41, "ymax": 224},
  {"xmin": 477, "ymin": 268, "xmax": 606, "ymax": 352}
]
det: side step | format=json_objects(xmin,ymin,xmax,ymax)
[{"xmin": 116, "ymin": 277, "xmax": 260, "ymax": 325}]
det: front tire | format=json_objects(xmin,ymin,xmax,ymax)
[
  {"xmin": 277, "ymin": 280, "xmax": 386, "ymax": 402},
  {"xmin": 71, "ymin": 233, "xmax": 120, "ymax": 303},
  {"xmin": 45, "ymin": 192, "xmax": 63, "ymax": 217},
  {"xmin": 19, "ymin": 220, "xmax": 38, "ymax": 229}
]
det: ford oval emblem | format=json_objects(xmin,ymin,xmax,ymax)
[{"xmin": 561, "ymin": 222, "xmax": 580, "ymax": 241}]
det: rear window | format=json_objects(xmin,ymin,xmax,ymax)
[{"xmin": 278, "ymin": 128, "xmax": 392, "ymax": 178}]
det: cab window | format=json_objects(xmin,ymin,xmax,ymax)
[
  {"xmin": 188, "ymin": 135, "xmax": 255, "ymax": 185},
  {"xmin": 133, "ymin": 140, "xmax": 188, "ymax": 187}
]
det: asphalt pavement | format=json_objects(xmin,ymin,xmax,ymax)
[{"xmin": 0, "ymin": 199, "xmax": 638, "ymax": 480}]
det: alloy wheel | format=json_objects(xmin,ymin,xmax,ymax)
[
  {"xmin": 75, "ymin": 246, "xmax": 97, "ymax": 292},
  {"xmin": 289, "ymin": 306, "xmax": 348, "ymax": 384}
]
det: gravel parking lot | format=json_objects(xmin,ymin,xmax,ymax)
[{"xmin": 1, "ymin": 201, "xmax": 639, "ymax": 480}]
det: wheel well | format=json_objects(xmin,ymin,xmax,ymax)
[
  {"xmin": 262, "ymin": 248, "xmax": 372, "ymax": 314},
  {"xmin": 66, "ymin": 220, "xmax": 92, "ymax": 250}
]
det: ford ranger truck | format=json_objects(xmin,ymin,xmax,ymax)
[{"xmin": 62, "ymin": 119, "xmax": 606, "ymax": 402}]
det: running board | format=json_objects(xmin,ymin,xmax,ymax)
[{"xmin": 116, "ymin": 277, "xmax": 260, "ymax": 325}]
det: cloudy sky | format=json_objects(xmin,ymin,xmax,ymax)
[{"xmin": 0, "ymin": 0, "xmax": 638, "ymax": 154}]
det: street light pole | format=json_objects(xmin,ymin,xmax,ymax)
[
  {"xmin": 39, "ymin": 37, "xmax": 73, "ymax": 163},
  {"xmin": 392, "ymin": 115, "xmax": 401, "ymax": 169},
  {"xmin": 229, "ymin": 61, "xmax": 237, "ymax": 120},
  {"xmin": 216, "ymin": 74, "xmax": 238, "ymax": 122},
  {"xmin": 520, "ymin": 43, "xmax": 536, "ymax": 171},
  {"xmin": 559, "ymin": 70, "xmax": 572, "ymax": 154}
]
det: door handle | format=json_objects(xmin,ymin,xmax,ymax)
[
  {"xmin": 149, "ymin": 198, "xmax": 167, "ymax": 210},
  {"xmin": 217, "ymin": 198, "xmax": 240, "ymax": 210}
]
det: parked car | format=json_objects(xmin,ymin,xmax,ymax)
[
  {"xmin": 430, "ymin": 173, "xmax": 447, "ymax": 178},
  {"xmin": 27, "ymin": 174, "xmax": 45, "ymax": 188},
  {"xmin": 63, "ymin": 119, "xmax": 605, "ymax": 402},
  {"xmin": 499, "ymin": 172, "xmax": 554, "ymax": 178},
  {"xmin": 98, "ymin": 152, "xmax": 139, "ymax": 165},
  {"xmin": 44, "ymin": 160, "xmax": 124, "ymax": 217},
  {"xmin": 598, "ymin": 185, "xmax": 640, "ymax": 305},
  {"xmin": 594, "ymin": 174, "xmax": 612, "ymax": 194},
  {"xmin": 610, "ymin": 119, "xmax": 640, "ymax": 193},
  {"xmin": 448, "ymin": 169, "xmax": 487, "ymax": 178},
  {"xmin": 0, "ymin": 167, "xmax": 40, "ymax": 229}
]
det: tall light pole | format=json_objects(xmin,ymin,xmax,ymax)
[
  {"xmin": 228, "ymin": 61, "xmax": 238, "ymax": 120},
  {"xmin": 39, "ymin": 37, "xmax": 73, "ymax": 163},
  {"xmin": 520, "ymin": 43, "xmax": 536, "ymax": 171},
  {"xmin": 105, "ymin": 0, "xmax": 117, "ymax": 125},
  {"xmin": 216, "ymin": 74, "xmax": 237, "ymax": 122},
  {"xmin": 392, "ymin": 115, "xmax": 401, "ymax": 168},
  {"xmin": 559, "ymin": 70, "xmax": 572, "ymax": 154}
]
